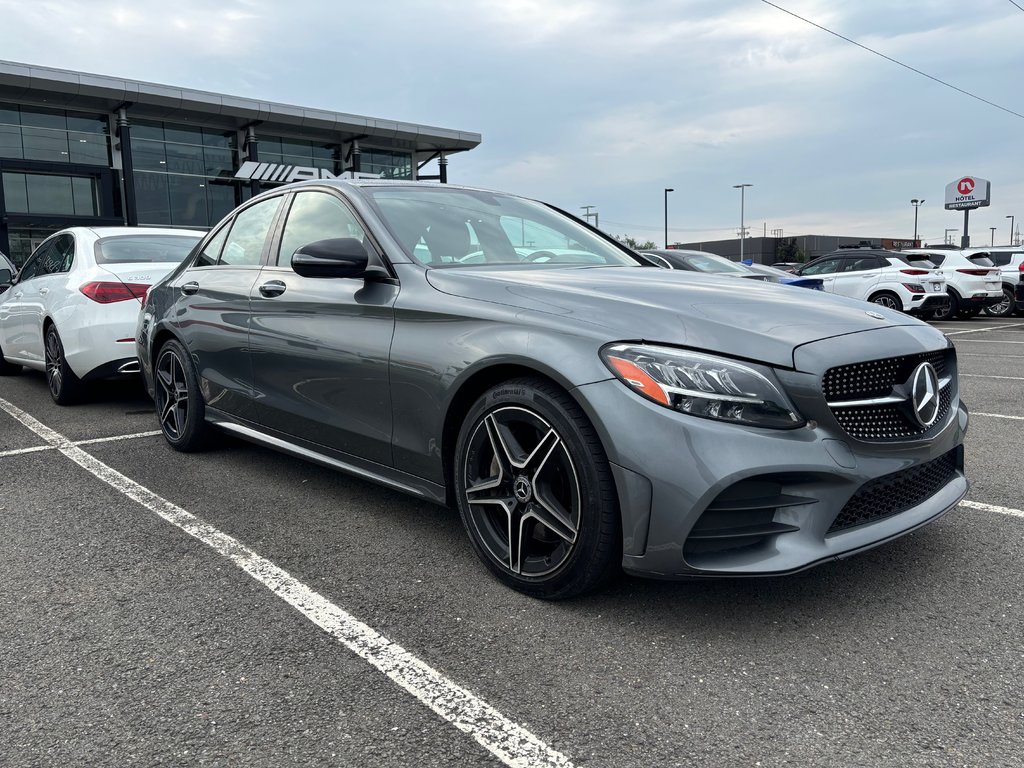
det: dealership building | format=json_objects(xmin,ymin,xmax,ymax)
[{"xmin": 0, "ymin": 60, "xmax": 481, "ymax": 266}]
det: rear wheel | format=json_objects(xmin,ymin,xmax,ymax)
[
  {"xmin": 45, "ymin": 325, "xmax": 83, "ymax": 405},
  {"xmin": 454, "ymin": 377, "xmax": 620, "ymax": 599},
  {"xmin": 869, "ymin": 291, "xmax": 901, "ymax": 311},
  {"xmin": 931, "ymin": 290, "xmax": 959, "ymax": 321},
  {"xmin": 983, "ymin": 287, "xmax": 1015, "ymax": 318},
  {"xmin": 154, "ymin": 339, "xmax": 209, "ymax": 451}
]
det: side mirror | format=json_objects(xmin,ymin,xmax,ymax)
[
  {"xmin": 291, "ymin": 238, "xmax": 386, "ymax": 279},
  {"xmin": 0, "ymin": 268, "xmax": 12, "ymax": 289}
]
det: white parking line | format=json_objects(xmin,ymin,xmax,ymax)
[
  {"xmin": 972, "ymin": 412, "xmax": 1024, "ymax": 421},
  {"xmin": 945, "ymin": 321, "xmax": 1024, "ymax": 336},
  {"xmin": 0, "ymin": 430, "xmax": 161, "ymax": 459},
  {"xmin": 961, "ymin": 500, "xmax": 1024, "ymax": 519},
  {"xmin": 960, "ymin": 374, "xmax": 1024, "ymax": 381},
  {"xmin": 952, "ymin": 339, "xmax": 1024, "ymax": 344},
  {"xmin": 0, "ymin": 396, "xmax": 573, "ymax": 768}
]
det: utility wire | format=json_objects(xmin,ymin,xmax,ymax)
[
  {"xmin": 1008, "ymin": 0, "xmax": 1024, "ymax": 13},
  {"xmin": 760, "ymin": 0, "xmax": 1024, "ymax": 121}
]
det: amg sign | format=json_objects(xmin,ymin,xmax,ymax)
[{"xmin": 233, "ymin": 161, "xmax": 380, "ymax": 184}]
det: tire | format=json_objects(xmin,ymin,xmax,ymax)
[
  {"xmin": 44, "ymin": 324, "xmax": 83, "ymax": 405},
  {"xmin": 983, "ymin": 287, "xmax": 1015, "ymax": 318},
  {"xmin": 153, "ymin": 338, "xmax": 209, "ymax": 451},
  {"xmin": 453, "ymin": 377, "xmax": 620, "ymax": 599},
  {"xmin": 0, "ymin": 341, "xmax": 21, "ymax": 375},
  {"xmin": 931, "ymin": 290, "xmax": 959, "ymax": 321},
  {"xmin": 869, "ymin": 291, "xmax": 901, "ymax": 311}
]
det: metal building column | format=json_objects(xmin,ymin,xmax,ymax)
[
  {"xmin": 116, "ymin": 107, "xmax": 138, "ymax": 226},
  {"xmin": 245, "ymin": 126, "xmax": 260, "ymax": 197}
]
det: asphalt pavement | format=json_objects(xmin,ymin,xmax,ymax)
[{"xmin": 1, "ymin": 318, "xmax": 1022, "ymax": 767}]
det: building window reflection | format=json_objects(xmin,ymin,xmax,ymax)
[
  {"xmin": 130, "ymin": 120, "xmax": 240, "ymax": 227},
  {"xmin": 0, "ymin": 106, "xmax": 109, "ymax": 165},
  {"xmin": 361, "ymin": 149, "xmax": 412, "ymax": 179},
  {"xmin": 1, "ymin": 172, "xmax": 98, "ymax": 216}
]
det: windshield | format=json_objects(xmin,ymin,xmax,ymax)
[
  {"xmin": 94, "ymin": 234, "xmax": 202, "ymax": 264},
  {"xmin": 365, "ymin": 186, "xmax": 639, "ymax": 268}
]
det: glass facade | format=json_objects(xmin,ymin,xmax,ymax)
[
  {"xmin": 130, "ymin": 120, "xmax": 240, "ymax": 228},
  {"xmin": 2, "ymin": 172, "xmax": 98, "ymax": 216},
  {"xmin": 361, "ymin": 148, "xmax": 413, "ymax": 179},
  {"xmin": 0, "ymin": 106, "xmax": 109, "ymax": 165},
  {"xmin": 259, "ymin": 136, "xmax": 336, "ymax": 172}
]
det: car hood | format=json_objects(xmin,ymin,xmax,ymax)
[{"xmin": 425, "ymin": 265, "xmax": 920, "ymax": 369}]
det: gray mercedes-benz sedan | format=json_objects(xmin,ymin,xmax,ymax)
[{"xmin": 138, "ymin": 180, "xmax": 968, "ymax": 599}]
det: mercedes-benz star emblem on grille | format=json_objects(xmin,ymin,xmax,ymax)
[
  {"xmin": 865, "ymin": 310, "xmax": 886, "ymax": 320},
  {"xmin": 910, "ymin": 362, "xmax": 940, "ymax": 428}
]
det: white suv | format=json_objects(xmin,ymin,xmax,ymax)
[
  {"xmin": 970, "ymin": 247, "xmax": 1023, "ymax": 317},
  {"xmin": 794, "ymin": 249, "xmax": 949, "ymax": 316},
  {"xmin": 901, "ymin": 248, "xmax": 1002, "ymax": 320}
]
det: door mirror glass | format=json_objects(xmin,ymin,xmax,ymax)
[
  {"xmin": 0, "ymin": 268, "xmax": 12, "ymax": 287},
  {"xmin": 291, "ymin": 238, "xmax": 371, "ymax": 278}
]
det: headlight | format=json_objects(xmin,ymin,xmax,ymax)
[{"xmin": 601, "ymin": 343, "xmax": 804, "ymax": 428}]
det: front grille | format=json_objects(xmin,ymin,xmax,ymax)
[
  {"xmin": 824, "ymin": 349, "xmax": 954, "ymax": 441},
  {"xmin": 823, "ymin": 350, "xmax": 947, "ymax": 401},
  {"xmin": 827, "ymin": 449, "xmax": 959, "ymax": 533},
  {"xmin": 833, "ymin": 387, "xmax": 952, "ymax": 440}
]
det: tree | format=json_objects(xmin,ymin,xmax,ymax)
[{"xmin": 615, "ymin": 234, "xmax": 657, "ymax": 250}]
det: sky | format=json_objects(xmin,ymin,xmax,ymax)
[{"xmin": 2, "ymin": 0, "xmax": 1023, "ymax": 247}]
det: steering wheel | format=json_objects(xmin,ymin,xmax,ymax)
[{"xmin": 524, "ymin": 250, "xmax": 558, "ymax": 263}]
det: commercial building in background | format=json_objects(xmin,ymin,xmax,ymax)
[
  {"xmin": 670, "ymin": 235, "xmax": 922, "ymax": 264},
  {"xmin": 0, "ymin": 60, "xmax": 481, "ymax": 266}
]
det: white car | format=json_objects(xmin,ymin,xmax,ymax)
[
  {"xmin": 794, "ymin": 249, "xmax": 949, "ymax": 316},
  {"xmin": 901, "ymin": 248, "xmax": 1003, "ymax": 320},
  {"xmin": 0, "ymin": 226, "xmax": 203, "ymax": 404},
  {"xmin": 972, "ymin": 247, "xmax": 1024, "ymax": 317}
]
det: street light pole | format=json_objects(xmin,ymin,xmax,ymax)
[
  {"xmin": 911, "ymin": 199, "xmax": 924, "ymax": 243},
  {"xmin": 733, "ymin": 183, "xmax": 752, "ymax": 261},
  {"xmin": 944, "ymin": 228, "xmax": 957, "ymax": 245},
  {"xmin": 1007, "ymin": 215, "xmax": 1015, "ymax": 246},
  {"xmin": 664, "ymin": 188, "xmax": 674, "ymax": 249},
  {"xmin": 990, "ymin": 227, "xmax": 997, "ymax": 246}
]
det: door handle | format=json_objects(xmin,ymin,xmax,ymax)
[
  {"xmin": 181, "ymin": 281, "xmax": 199, "ymax": 296},
  {"xmin": 259, "ymin": 280, "xmax": 287, "ymax": 298}
]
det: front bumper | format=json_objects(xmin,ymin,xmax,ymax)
[{"xmin": 573, "ymin": 325, "xmax": 967, "ymax": 579}]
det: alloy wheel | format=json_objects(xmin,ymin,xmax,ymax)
[
  {"xmin": 156, "ymin": 347, "xmax": 190, "ymax": 441},
  {"xmin": 462, "ymin": 406, "xmax": 581, "ymax": 577},
  {"xmin": 984, "ymin": 288, "xmax": 1013, "ymax": 317},
  {"xmin": 45, "ymin": 329, "xmax": 64, "ymax": 398},
  {"xmin": 872, "ymin": 294, "xmax": 899, "ymax": 310}
]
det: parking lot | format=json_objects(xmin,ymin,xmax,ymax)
[{"xmin": 1, "ymin": 317, "xmax": 1021, "ymax": 767}]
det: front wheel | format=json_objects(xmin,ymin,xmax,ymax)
[
  {"xmin": 45, "ymin": 325, "xmax": 82, "ymax": 405},
  {"xmin": 154, "ymin": 339, "xmax": 209, "ymax": 451},
  {"xmin": 454, "ymin": 378, "xmax": 620, "ymax": 599}
]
